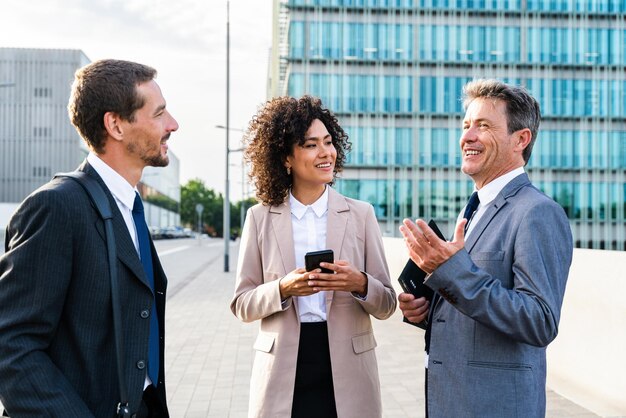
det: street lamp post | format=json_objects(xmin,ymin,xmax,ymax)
[
  {"xmin": 229, "ymin": 161, "xmax": 247, "ymax": 232},
  {"xmin": 223, "ymin": 0, "xmax": 231, "ymax": 272},
  {"xmin": 216, "ymin": 120, "xmax": 244, "ymax": 273}
]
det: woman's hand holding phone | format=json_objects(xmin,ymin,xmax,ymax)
[
  {"xmin": 279, "ymin": 268, "xmax": 321, "ymax": 298},
  {"xmin": 307, "ymin": 260, "xmax": 368, "ymax": 297}
]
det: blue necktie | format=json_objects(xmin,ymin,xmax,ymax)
[
  {"xmin": 463, "ymin": 192, "xmax": 480, "ymax": 234},
  {"xmin": 132, "ymin": 192, "xmax": 160, "ymax": 387}
]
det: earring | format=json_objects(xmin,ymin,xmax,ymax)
[{"xmin": 287, "ymin": 167, "xmax": 291, "ymax": 175}]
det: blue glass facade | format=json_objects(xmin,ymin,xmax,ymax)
[
  {"xmin": 273, "ymin": 0, "xmax": 626, "ymax": 249},
  {"xmin": 288, "ymin": 0, "xmax": 626, "ymax": 12}
]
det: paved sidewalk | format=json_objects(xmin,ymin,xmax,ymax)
[
  {"xmin": 165, "ymin": 242, "xmax": 600, "ymax": 418},
  {"xmin": 0, "ymin": 241, "xmax": 603, "ymax": 417}
]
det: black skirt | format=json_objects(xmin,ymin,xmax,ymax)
[{"xmin": 292, "ymin": 321, "xmax": 337, "ymax": 418}]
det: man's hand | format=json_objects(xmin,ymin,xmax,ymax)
[
  {"xmin": 307, "ymin": 260, "xmax": 368, "ymax": 296},
  {"xmin": 399, "ymin": 218, "xmax": 466, "ymax": 273},
  {"xmin": 398, "ymin": 292, "xmax": 430, "ymax": 323}
]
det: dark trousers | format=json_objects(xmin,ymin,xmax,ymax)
[
  {"xmin": 136, "ymin": 385, "xmax": 167, "ymax": 418},
  {"xmin": 292, "ymin": 322, "xmax": 337, "ymax": 418}
]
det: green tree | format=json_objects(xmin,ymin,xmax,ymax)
[
  {"xmin": 180, "ymin": 179, "xmax": 249, "ymax": 238},
  {"xmin": 231, "ymin": 197, "xmax": 258, "ymax": 237}
]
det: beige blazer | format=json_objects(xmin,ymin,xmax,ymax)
[{"xmin": 231, "ymin": 187, "xmax": 396, "ymax": 418}]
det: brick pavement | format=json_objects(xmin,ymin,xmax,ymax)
[{"xmin": 164, "ymin": 242, "xmax": 601, "ymax": 418}]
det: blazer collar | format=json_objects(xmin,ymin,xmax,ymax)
[
  {"xmin": 269, "ymin": 186, "xmax": 350, "ymax": 270},
  {"xmin": 326, "ymin": 187, "xmax": 350, "ymax": 261},
  {"xmin": 289, "ymin": 186, "xmax": 329, "ymax": 220},
  {"xmin": 464, "ymin": 172, "xmax": 531, "ymax": 251},
  {"xmin": 269, "ymin": 200, "xmax": 296, "ymax": 276},
  {"xmin": 324, "ymin": 187, "xmax": 350, "ymax": 312},
  {"xmin": 78, "ymin": 160, "xmax": 152, "ymax": 290},
  {"xmin": 269, "ymin": 187, "xmax": 351, "ymax": 314}
]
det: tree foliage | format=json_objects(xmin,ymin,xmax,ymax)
[{"xmin": 180, "ymin": 178, "xmax": 257, "ymax": 237}]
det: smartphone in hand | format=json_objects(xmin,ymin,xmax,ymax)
[{"xmin": 305, "ymin": 249, "xmax": 334, "ymax": 274}]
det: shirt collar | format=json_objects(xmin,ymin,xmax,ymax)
[
  {"xmin": 87, "ymin": 152, "xmax": 137, "ymax": 212},
  {"xmin": 476, "ymin": 166, "xmax": 525, "ymax": 206},
  {"xmin": 289, "ymin": 186, "xmax": 329, "ymax": 220}
]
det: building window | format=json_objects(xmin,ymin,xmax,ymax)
[
  {"xmin": 34, "ymin": 87, "xmax": 52, "ymax": 98},
  {"xmin": 33, "ymin": 127, "xmax": 52, "ymax": 137},
  {"xmin": 32, "ymin": 167, "xmax": 51, "ymax": 177}
]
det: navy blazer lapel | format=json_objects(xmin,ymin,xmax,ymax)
[
  {"xmin": 464, "ymin": 173, "xmax": 531, "ymax": 252},
  {"xmin": 79, "ymin": 161, "xmax": 151, "ymax": 290}
]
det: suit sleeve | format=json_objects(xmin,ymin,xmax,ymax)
[
  {"xmin": 0, "ymin": 189, "xmax": 94, "ymax": 417},
  {"xmin": 353, "ymin": 205, "xmax": 397, "ymax": 320},
  {"xmin": 427, "ymin": 200, "xmax": 573, "ymax": 347},
  {"xmin": 230, "ymin": 208, "xmax": 288, "ymax": 323}
]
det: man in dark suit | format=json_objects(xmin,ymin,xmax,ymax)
[
  {"xmin": 0, "ymin": 59, "xmax": 178, "ymax": 417},
  {"xmin": 398, "ymin": 80, "xmax": 573, "ymax": 418}
]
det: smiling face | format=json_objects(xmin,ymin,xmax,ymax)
[
  {"xmin": 122, "ymin": 80, "xmax": 179, "ymax": 168},
  {"xmin": 285, "ymin": 118, "xmax": 337, "ymax": 200},
  {"xmin": 460, "ymin": 97, "xmax": 529, "ymax": 189}
]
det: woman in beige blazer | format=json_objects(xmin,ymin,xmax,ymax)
[{"xmin": 230, "ymin": 96, "xmax": 397, "ymax": 418}]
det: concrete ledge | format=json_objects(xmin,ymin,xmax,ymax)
[
  {"xmin": 382, "ymin": 238, "xmax": 626, "ymax": 417},
  {"xmin": 547, "ymin": 248, "xmax": 626, "ymax": 417}
]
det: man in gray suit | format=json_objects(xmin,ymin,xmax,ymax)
[
  {"xmin": 398, "ymin": 79, "xmax": 573, "ymax": 418},
  {"xmin": 0, "ymin": 59, "xmax": 178, "ymax": 417}
]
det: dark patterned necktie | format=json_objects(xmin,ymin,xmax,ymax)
[
  {"xmin": 132, "ymin": 192, "xmax": 160, "ymax": 386},
  {"xmin": 463, "ymin": 191, "xmax": 480, "ymax": 234}
]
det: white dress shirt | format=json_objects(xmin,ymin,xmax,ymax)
[
  {"xmin": 462, "ymin": 166, "xmax": 525, "ymax": 238},
  {"xmin": 290, "ymin": 186, "xmax": 329, "ymax": 323},
  {"xmin": 87, "ymin": 153, "xmax": 141, "ymax": 252},
  {"xmin": 87, "ymin": 152, "xmax": 153, "ymax": 388}
]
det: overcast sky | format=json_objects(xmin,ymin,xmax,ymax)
[{"xmin": 1, "ymin": 0, "xmax": 273, "ymax": 200}]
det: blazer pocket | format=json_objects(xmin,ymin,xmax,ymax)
[
  {"xmin": 467, "ymin": 360, "xmax": 532, "ymax": 371},
  {"xmin": 253, "ymin": 333, "xmax": 276, "ymax": 353},
  {"xmin": 351, "ymin": 331, "xmax": 377, "ymax": 354},
  {"xmin": 471, "ymin": 251, "xmax": 505, "ymax": 261}
]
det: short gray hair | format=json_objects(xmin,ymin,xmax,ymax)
[{"xmin": 462, "ymin": 79, "xmax": 541, "ymax": 163}]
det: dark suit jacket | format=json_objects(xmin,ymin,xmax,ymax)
[{"xmin": 0, "ymin": 161, "xmax": 168, "ymax": 417}]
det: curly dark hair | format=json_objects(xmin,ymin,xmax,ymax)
[
  {"xmin": 244, "ymin": 95, "xmax": 351, "ymax": 206},
  {"xmin": 68, "ymin": 59, "xmax": 157, "ymax": 153}
]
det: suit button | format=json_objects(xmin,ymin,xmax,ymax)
[
  {"xmin": 140, "ymin": 310, "xmax": 149, "ymax": 319},
  {"xmin": 136, "ymin": 360, "xmax": 146, "ymax": 370}
]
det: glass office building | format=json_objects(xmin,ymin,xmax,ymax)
[{"xmin": 270, "ymin": 0, "xmax": 626, "ymax": 250}]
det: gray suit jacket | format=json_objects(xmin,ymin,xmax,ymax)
[
  {"xmin": 424, "ymin": 173, "xmax": 573, "ymax": 418},
  {"xmin": 0, "ymin": 161, "xmax": 168, "ymax": 417}
]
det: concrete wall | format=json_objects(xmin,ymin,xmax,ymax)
[
  {"xmin": 546, "ymin": 248, "xmax": 626, "ymax": 417},
  {"xmin": 382, "ymin": 237, "xmax": 626, "ymax": 418}
]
